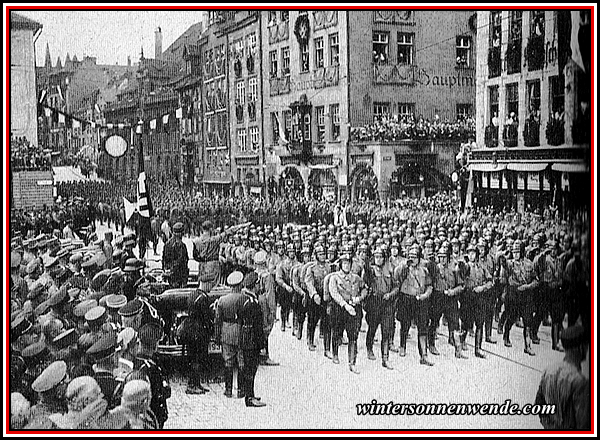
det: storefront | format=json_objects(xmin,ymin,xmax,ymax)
[
  {"xmin": 349, "ymin": 164, "xmax": 378, "ymax": 201},
  {"xmin": 308, "ymin": 165, "xmax": 338, "ymax": 201},
  {"xmin": 278, "ymin": 166, "xmax": 305, "ymax": 198}
]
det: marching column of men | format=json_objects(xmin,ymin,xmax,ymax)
[{"xmin": 10, "ymin": 205, "xmax": 591, "ymax": 427}]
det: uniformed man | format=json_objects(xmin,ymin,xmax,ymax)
[
  {"xmin": 87, "ymin": 332, "xmax": 121, "ymax": 409},
  {"xmin": 478, "ymin": 238, "xmax": 498, "ymax": 345},
  {"xmin": 291, "ymin": 246, "xmax": 312, "ymax": 340},
  {"xmin": 25, "ymin": 360, "xmax": 70, "ymax": 429},
  {"xmin": 534, "ymin": 325, "xmax": 590, "ymax": 430},
  {"xmin": 182, "ymin": 288, "xmax": 213, "ymax": 395},
  {"xmin": 504, "ymin": 240, "xmax": 538, "ymax": 356},
  {"xmin": 254, "ymin": 251, "xmax": 279, "ymax": 366},
  {"xmin": 305, "ymin": 244, "xmax": 332, "ymax": 357},
  {"xmin": 121, "ymin": 258, "xmax": 145, "ymax": 301},
  {"xmin": 533, "ymin": 239, "xmax": 564, "ymax": 351},
  {"xmin": 393, "ymin": 246, "xmax": 434, "ymax": 366},
  {"xmin": 162, "ymin": 222, "xmax": 189, "ymax": 288},
  {"xmin": 463, "ymin": 244, "xmax": 494, "ymax": 359},
  {"xmin": 134, "ymin": 323, "xmax": 170, "ymax": 429},
  {"xmin": 275, "ymin": 244, "xmax": 298, "ymax": 332},
  {"xmin": 328, "ymin": 252, "xmax": 369, "ymax": 373},
  {"xmin": 364, "ymin": 247, "xmax": 397, "ymax": 369},
  {"xmin": 214, "ymin": 271, "xmax": 246, "ymax": 398},
  {"xmin": 239, "ymin": 272, "xmax": 267, "ymax": 407}
]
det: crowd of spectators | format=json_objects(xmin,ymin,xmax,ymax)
[
  {"xmin": 11, "ymin": 136, "xmax": 52, "ymax": 172},
  {"xmin": 350, "ymin": 114, "xmax": 475, "ymax": 143}
]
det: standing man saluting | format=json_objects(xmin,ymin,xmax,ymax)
[{"xmin": 162, "ymin": 222, "xmax": 188, "ymax": 288}]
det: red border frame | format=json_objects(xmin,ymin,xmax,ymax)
[{"xmin": 5, "ymin": 4, "xmax": 595, "ymax": 435}]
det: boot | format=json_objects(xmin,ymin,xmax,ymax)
[
  {"xmin": 381, "ymin": 341, "xmax": 393, "ymax": 369},
  {"xmin": 349, "ymin": 341, "xmax": 360, "ymax": 374},
  {"xmin": 367, "ymin": 347, "xmax": 376, "ymax": 361},
  {"xmin": 524, "ymin": 328, "xmax": 536, "ymax": 356},
  {"xmin": 475, "ymin": 328, "xmax": 486, "ymax": 359},
  {"xmin": 292, "ymin": 315, "xmax": 298, "ymax": 337},
  {"xmin": 503, "ymin": 321, "xmax": 513, "ymax": 347},
  {"xmin": 428, "ymin": 330, "xmax": 440, "ymax": 356},
  {"xmin": 399, "ymin": 331, "xmax": 407, "ymax": 357},
  {"xmin": 418, "ymin": 335, "xmax": 434, "ymax": 366},
  {"xmin": 485, "ymin": 321, "xmax": 497, "ymax": 344},
  {"xmin": 324, "ymin": 330, "xmax": 332, "ymax": 358},
  {"xmin": 448, "ymin": 332, "xmax": 456, "ymax": 348},
  {"xmin": 297, "ymin": 319, "xmax": 304, "ymax": 340},
  {"xmin": 237, "ymin": 371, "xmax": 245, "ymax": 398},
  {"xmin": 307, "ymin": 334, "xmax": 316, "ymax": 352},
  {"xmin": 552, "ymin": 323, "xmax": 564, "ymax": 352},
  {"xmin": 454, "ymin": 332, "xmax": 468, "ymax": 359},
  {"xmin": 531, "ymin": 328, "xmax": 540, "ymax": 345},
  {"xmin": 332, "ymin": 336, "xmax": 340, "ymax": 364},
  {"xmin": 224, "ymin": 367, "xmax": 233, "ymax": 398}
]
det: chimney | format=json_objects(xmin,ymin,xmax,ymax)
[{"xmin": 155, "ymin": 26, "xmax": 162, "ymax": 59}]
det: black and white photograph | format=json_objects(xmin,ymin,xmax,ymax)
[{"xmin": 5, "ymin": 4, "xmax": 595, "ymax": 433}]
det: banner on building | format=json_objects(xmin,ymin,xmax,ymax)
[
  {"xmin": 490, "ymin": 172, "xmax": 500, "ymax": 189},
  {"xmin": 528, "ymin": 172, "xmax": 541, "ymax": 191},
  {"xmin": 502, "ymin": 172, "xmax": 509, "ymax": 190},
  {"xmin": 517, "ymin": 172, "xmax": 525, "ymax": 190}
]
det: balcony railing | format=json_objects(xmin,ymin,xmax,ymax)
[
  {"xmin": 485, "ymin": 125, "xmax": 499, "ymax": 148},
  {"xmin": 313, "ymin": 65, "xmax": 339, "ymax": 89},
  {"xmin": 373, "ymin": 63, "xmax": 416, "ymax": 85},
  {"xmin": 313, "ymin": 10, "xmax": 338, "ymax": 30},
  {"xmin": 546, "ymin": 118, "xmax": 564, "ymax": 146},
  {"xmin": 523, "ymin": 118, "xmax": 540, "ymax": 147},
  {"xmin": 502, "ymin": 123, "xmax": 518, "ymax": 147},
  {"xmin": 373, "ymin": 10, "xmax": 416, "ymax": 25}
]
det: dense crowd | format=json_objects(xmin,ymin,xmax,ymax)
[
  {"xmin": 9, "ymin": 182, "xmax": 591, "ymax": 429},
  {"xmin": 350, "ymin": 114, "xmax": 476, "ymax": 143},
  {"xmin": 10, "ymin": 136, "xmax": 52, "ymax": 172}
]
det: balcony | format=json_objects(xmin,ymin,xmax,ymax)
[
  {"xmin": 526, "ymin": 35, "xmax": 545, "ymax": 71},
  {"xmin": 313, "ymin": 10, "xmax": 338, "ymax": 30},
  {"xmin": 546, "ymin": 118, "xmax": 564, "ymax": 146},
  {"xmin": 373, "ymin": 10, "xmax": 416, "ymax": 25},
  {"xmin": 313, "ymin": 65, "xmax": 339, "ymax": 89},
  {"xmin": 488, "ymin": 47, "xmax": 501, "ymax": 78},
  {"xmin": 268, "ymin": 20, "xmax": 289, "ymax": 44},
  {"xmin": 373, "ymin": 63, "xmax": 416, "ymax": 85},
  {"xmin": 485, "ymin": 125, "xmax": 499, "ymax": 148},
  {"xmin": 506, "ymin": 40, "xmax": 522, "ymax": 74},
  {"xmin": 269, "ymin": 76, "xmax": 291, "ymax": 96}
]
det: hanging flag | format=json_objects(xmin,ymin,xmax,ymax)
[
  {"xmin": 73, "ymin": 120, "xmax": 81, "ymax": 129},
  {"xmin": 39, "ymin": 89, "xmax": 47, "ymax": 104},
  {"xmin": 123, "ymin": 197, "xmax": 137, "ymax": 223},
  {"xmin": 176, "ymin": 107, "xmax": 183, "ymax": 119},
  {"xmin": 150, "ymin": 119, "xmax": 157, "ymax": 130},
  {"xmin": 570, "ymin": 11, "xmax": 588, "ymax": 72},
  {"xmin": 136, "ymin": 138, "xmax": 153, "ymax": 258},
  {"xmin": 274, "ymin": 112, "xmax": 288, "ymax": 145},
  {"xmin": 57, "ymin": 85, "xmax": 64, "ymax": 102},
  {"xmin": 162, "ymin": 114, "xmax": 170, "ymax": 133},
  {"xmin": 95, "ymin": 103, "xmax": 101, "ymax": 114},
  {"xmin": 59, "ymin": 112, "xmax": 65, "ymax": 125},
  {"xmin": 44, "ymin": 107, "xmax": 51, "ymax": 118}
]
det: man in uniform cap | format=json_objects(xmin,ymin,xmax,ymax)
[
  {"xmin": 535, "ymin": 325, "xmax": 590, "ymax": 430},
  {"xmin": 10, "ymin": 250, "xmax": 29, "ymax": 304},
  {"xmin": 304, "ymin": 244, "xmax": 333, "ymax": 358},
  {"xmin": 105, "ymin": 294, "xmax": 127, "ymax": 329},
  {"xmin": 162, "ymin": 222, "xmax": 189, "ymax": 288},
  {"xmin": 119, "ymin": 298, "xmax": 144, "ymax": 331},
  {"xmin": 253, "ymin": 251, "xmax": 279, "ymax": 366},
  {"xmin": 291, "ymin": 246, "xmax": 312, "ymax": 340},
  {"xmin": 134, "ymin": 323, "xmax": 170, "ymax": 428},
  {"xmin": 214, "ymin": 271, "xmax": 246, "ymax": 398},
  {"xmin": 26, "ymin": 360, "xmax": 69, "ymax": 429},
  {"xmin": 87, "ymin": 332, "xmax": 121, "ymax": 409},
  {"xmin": 275, "ymin": 244, "xmax": 298, "ymax": 332}
]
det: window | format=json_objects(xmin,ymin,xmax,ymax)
[
  {"xmin": 509, "ymin": 10, "xmax": 523, "ymax": 42},
  {"xmin": 398, "ymin": 103, "xmax": 415, "ymax": 120},
  {"xmin": 397, "ymin": 32, "xmax": 414, "ymax": 65},
  {"xmin": 300, "ymin": 42, "xmax": 309, "ymax": 72},
  {"xmin": 315, "ymin": 37, "xmax": 324, "ymax": 69},
  {"xmin": 373, "ymin": 102, "xmax": 390, "ymax": 122},
  {"xmin": 268, "ymin": 11, "xmax": 277, "ymax": 25},
  {"xmin": 456, "ymin": 36, "xmax": 472, "ymax": 67},
  {"xmin": 238, "ymin": 128, "xmax": 247, "ymax": 152},
  {"xmin": 249, "ymin": 78, "xmax": 258, "ymax": 101},
  {"xmin": 247, "ymin": 33, "xmax": 257, "ymax": 56},
  {"xmin": 281, "ymin": 10, "xmax": 289, "ymax": 22},
  {"xmin": 507, "ymin": 11, "xmax": 523, "ymax": 74},
  {"xmin": 236, "ymin": 80, "xmax": 245, "ymax": 104},
  {"xmin": 303, "ymin": 113, "xmax": 311, "ymax": 142},
  {"xmin": 316, "ymin": 106, "xmax": 325, "ymax": 142},
  {"xmin": 271, "ymin": 112, "xmax": 280, "ymax": 143},
  {"xmin": 506, "ymin": 83, "xmax": 519, "ymax": 119},
  {"xmin": 269, "ymin": 50, "xmax": 278, "ymax": 77},
  {"xmin": 329, "ymin": 33, "xmax": 340, "ymax": 66},
  {"xmin": 456, "ymin": 104, "xmax": 472, "ymax": 121},
  {"xmin": 527, "ymin": 80, "xmax": 541, "ymax": 114},
  {"xmin": 530, "ymin": 11, "xmax": 545, "ymax": 37},
  {"xmin": 489, "ymin": 86, "xmax": 499, "ymax": 124},
  {"xmin": 250, "ymin": 126, "xmax": 260, "ymax": 151},
  {"xmin": 373, "ymin": 32, "xmax": 389, "ymax": 64},
  {"xmin": 490, "ymin": 11, "xmax": 502, "ymax": 48},
  {"xmin": 330, "ymin": 104, "xmax": 340, "ymax": 141},
  {"xmin": 550, "ymin": 75, "xmax": 565, "ymax": 116},
  {"xmin": 281, "ymin": 47, "xmax": 290, "ymax": 75},
  {"xmin": 284, "ymin": 110, "xmax": 292, "ymax": 140}
]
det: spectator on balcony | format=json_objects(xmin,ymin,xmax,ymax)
[
  {"xmin": 492, "ymin": 31, "xmax": 501, "ymax": 48},
  {"xmin": 491, "ymin": 112, "xmax": 499, "ymax": 128},
  {"xmin": 503, "ymin": 112, "xmax": 518, "ymax": 147}
]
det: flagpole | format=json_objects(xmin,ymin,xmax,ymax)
[{"xmin": 137, "ymin": 49, "xmax": 146, "ymax": 260}]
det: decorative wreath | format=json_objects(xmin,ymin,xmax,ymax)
[{"xmin": 294, "ymin": 14, "xmax": 311, "ymax": 44}]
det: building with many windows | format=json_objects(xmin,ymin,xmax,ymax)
[{"xmin": 470, "ymin": 10, "xmax": 590, "ymax": 213}]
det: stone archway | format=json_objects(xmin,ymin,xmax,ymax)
[
  {"xmin": 350, "ymin": 164, "xmax": 378, "ymax": 201},
  {"xmin": 308, "ymin": 168, "xmax": 338, "ymax": 201}
]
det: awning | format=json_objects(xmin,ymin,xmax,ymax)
[
  {"xmin": 552, "ymin": 163, "xmax": 589, "ymax": 173},
  {"xmin": 469, "ymin": 163, "xmax": 506, "ymax": 172},
  {"xmin": 506, "ymin": 163, "xmax": 549, "ymax": 172}
]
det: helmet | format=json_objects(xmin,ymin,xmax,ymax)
[
  {"xmin": 438, "ymin": 248, "xmax": 449, "ymax": 257},
  {"xmin": 373, "ymin": 247, "xmax": 384, "ymax": 257},
  {"xmin": 301, "ymin": 246, "xmax": 311, "ymax": 255},
  {"xmin": 477, "ymin": 238, "xmax": 487, "ymax": 248},
  {"xmin": 339, "ymin": 253, "xmax": 352, "ymax": 262},
  {"xmin": 408, "ymin": 247, "xmax": 419, "ymax": 258},
  {"xmin": 467, "ymin": 244, "xmax": 477, "ymax": 253},
  {"xmin": 314, "ymin": 245, "xmax": 325, "ymax": 254},
  {"xmin": 275, "ymin": 240, "xmax": 284, "ymax": 248},
  {"xmin": 512, "ymin": 240, "xmax": 522, "ymax": 251},
  {"xmin": 286, "ymin": 244, "xmax": 295, "ymax": 252}
]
